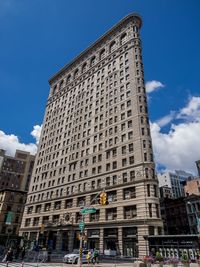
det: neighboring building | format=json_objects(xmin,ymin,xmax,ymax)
[
  {"xmin": 0, "ymin": 150, "xmax": 35, "ymax": 245},
  {"xmin": 184, "ymin": 179, "xmax": 200, "ymax": 196},
  {"xmin": 0, "ymin": 188, "xmax": 26, "ymax": 244},
  {"xmin": 196, "ymin": 160, "xmax": 200, "ymax": 177},
  {"xmin": 20, "ymin": 14, "xmax": 163, "ymax": 258},
  {"xmin": 158, "ymin": 170, "xmax": 194, "ymax": 199},
  {"xmin": 0, "ymin": 149, "xmax": 35, "ymax": 192},
  {"xmin": 159, "ymin": 185, "xmax": 172, "ymax": 199},
  {"xmin": 160, "ymin": 197, "xmax": 190, "ymax": 235},
  {"xmin": 185, "ymin": 194, "xmax": 200, "ymax": 234}
]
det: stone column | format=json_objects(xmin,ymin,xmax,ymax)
[
  {"xmin": 99, "ymin": 228, "xmax": 104, "ymax": 254},
  {"xmin": 137, "ymin": 225, "xmax": 149, "ymax": 258},
  {"xmin": 118, "ymin": 226, "xmax": 123, "ymax": 256}
]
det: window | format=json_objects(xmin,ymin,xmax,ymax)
[
  {"xmin": 77, "ymin": 197, "xmax": 86, "ymax": 207},
  {"xmin": 148, "ymin": 203, "xmax": 152, "ymax": 217},
  {"xmin": 122, "ymin": 158, "xmax": 127, "ymax": 167},
  {"xmin": 129, "ymin": 156, "xmax": 134, "ymax": 164},
  {"xmin": 82, "ymin": 62, "xmax": 87, "ymax": 73},
  {"xmin": 106, "ymin": 163, "xmax": 110, "ymax": 171},
  {"xmin": 100, "ymin": 49, "xmax": 105, "ymax": 60},
  {"xmin": 106, "ymin": 176, "xmax": 110, "ymax": 186},
  {"xmin": 130, "ymin": 170, "xmax": 135, "ymax": 181},
  {"xmin": 65, "ymin": 199, "xmax": 73, "ymax": 208},
  {"xmin": 25, "ymin": 218, "xmax": 31, "ymax": 227},
  {"xmin": 155, "ymin": 204, "xmax": 160, "ymax": 218},
  {"xmin": 90, "ymin": 56, "xmax": 95, "ymax": 67},
  {"xmin": 107, "ymin": 190, "xmax": 117, "ymax": 203},
  {"xmin": 44, "ymin": 203, "xmax": 51, "ymax": 212},
  {"xmin": 110, "ymin": 41, "xmax": 116, "ymax": 53},
  {"xmin": 113, "ymin": 161, "xmax": 117, "ymax": 169},
  {"xmin": 124, "ymin": 187, "xmax": 136, "ymax": 199},
  {"xmin": 120, "ymin": 32, "xmax": 127, "ymax": 45},
  {"xmin": 154, "ymin": 185, "xmax": 157, "ymax": 197},
  {"xmin": 129, "ymin": 143, "xmax": 134, "ymax": 152},
  {"xmin": 123, "ymin": 172, "xmax": 128, "ymax": 183},
  {"xmin": 90, "ymin": 210, "xmax": 100, "ymax": 222},
  {"xmin": 33, "ymin": 217, "xmax": 39, "ymax": 226},
  {"xmin": 124, "ymin": 205, "xmax": 137, "ymax": 219},
  {"xmin": 147, "ymin": 184, "xmax": 150, "ymax": 197},
  {"xmin": 27, "ymin": 206, "xmax": 33, "ymax": 214},
  {"xmin": 106, "ymin": 208, "xmax": 117, "ymax": 220},
  {"xmin": 113, "ymin": 175, "xmax": 117, "ymax": 185},
  {"xmin": 52, "ymin": 214, "xmax": 60, "ymax": 224},
  {"xmin": 54, "ymin": 201, "xmax": 61, "ymax": 210}
]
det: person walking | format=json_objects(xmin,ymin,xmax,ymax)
[
  {"xmin": 6, "ymin": 248, "xmax": 13, "ymax": 262},
  {"xmin": 21, "ymin": 246, "xmax": 26, "ymax": 261},
  {"xmin": 86, "ymin": 250, "xmax": 92, "ymax": 265},
  {"xmin": 92, "ymin": 248, "xmax": 99, "ymax": 264}
]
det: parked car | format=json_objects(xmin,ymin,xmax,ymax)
[{"xmin": 63, "ymin": 249, "xmax": 89, "ymax": 264}]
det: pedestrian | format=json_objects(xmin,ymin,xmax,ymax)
[
  {"xmin": 21, "ymin": 246, "xmax": 26, "ymax": 260},
  {"xmin": 86, "ymin": 250, "xmax": 92, "ymax": 265},
  {"xmin": 2, "ymin": 250, "xmax": 8, "ymax": 263},
  {"xmin": 92, "ymin": 248, "xmax": 99, "ymax": 264},
  {"xmin": 42, "ymin": 247, "xmax": 48, "ymax": 262},
  {"xmin": 15, "ymin": 245, "xmax": 21, "ymax": 259},
  {"xmin": 6, "ymin": 248, "xmax": 13, "ymax": 262}
]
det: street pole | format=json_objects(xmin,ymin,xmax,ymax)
[{"xmin": 78, "ymin": 214, "xmax": 84, "ymax": 267}]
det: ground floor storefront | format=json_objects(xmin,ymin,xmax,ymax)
[
  {"xmin": 21, "ymin": 225, "xmax": 146, "ymax": 258},
  {"xmin": 20, "ymin": 221, "xmax": 164, "ymax": 258},
  {"xmin": 148, "ymin": 235, "xmax": 200, "ymax": 260}
]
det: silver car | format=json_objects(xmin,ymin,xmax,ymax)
[{"xmin": 63, "ymin": 249, "xmax": 89, "ymax": 264}]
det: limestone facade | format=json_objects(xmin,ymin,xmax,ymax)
[{"xmin": 20, "ymin": 14, "xmax": 163, "ymax": 258}]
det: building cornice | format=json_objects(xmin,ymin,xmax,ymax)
[{"xmin": 48, "ymin": 13, "xmax": 142, "ymax": 84}]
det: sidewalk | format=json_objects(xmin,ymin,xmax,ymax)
[{"xmin": 0, "ymin": 262, "xmax": 137, "ymax": 267}]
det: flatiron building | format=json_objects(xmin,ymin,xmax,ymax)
[{"xmin": 20, "ymin": 13, "xmax": 163, "ymax": 258}]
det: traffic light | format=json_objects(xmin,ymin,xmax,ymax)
[{"xmin": 99, "ymin": 192, "xmax": 107, "ymax": 205}]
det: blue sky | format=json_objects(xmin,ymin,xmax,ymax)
[{"xmin": 0, "ymin": 0, "xmax": 200, "ymax": 174}]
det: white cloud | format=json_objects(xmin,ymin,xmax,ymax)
[
  {"xmin": 0, "ymin": 124, "xmax": 42, "ymax": 157},
  {"xmin": 145, "ymin": 80, "xmax": 165, "ymax": 93},
  {"xmin": 177, "ymin": 96, "xmax": 200, "ymax": 122},
  {"xmin": 31, "ymin": 125, "xmax": 42, "ymax": 145},
  {"xmin": 151, "ymin": 97, "xmax": 200, "ymax": 174},
  {"xmin": 156, "ymin": 111, "xmax": 176, "ymax": 127}
]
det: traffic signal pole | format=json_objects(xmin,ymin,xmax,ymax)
[
  {"xmin": 78, "ymin": 189, "xmax": 107, "ymax": 267},
  {"xmin": 78, "ymin": 214, "xmax": 84, "ymax": 267}
]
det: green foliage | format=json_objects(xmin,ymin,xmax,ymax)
[
  {"xmin": 182, "ymin": 252, "xmax": 188, "ymax": 262},
  {"xmin": 155, "ymin": 251, "xmax": 163, "ymax": 262}
]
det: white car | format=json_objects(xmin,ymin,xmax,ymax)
[{"xmin": 63, "ymin": 249, "xmax": 89, "ymax": 264}]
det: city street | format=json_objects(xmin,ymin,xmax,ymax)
[{"xmin": 0, "ymin": 262, "xmax": 137, "ymax": 267}]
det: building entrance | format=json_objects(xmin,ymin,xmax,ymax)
[{"xmin": 123, "ymin": 227, "xmax": 138, "ymax": 257}]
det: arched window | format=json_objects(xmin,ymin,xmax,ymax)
[
  {"xmin": 82, "ymin": 62, "xmax": 87, "ymax": 73},
  {"xmin": 109, "ymin": 41, "xmax": 116, "ymax": 53},
  {"xmin": 120, "ymin": 33, "xmax": 127, "ymax": 45},
  {"xmin": 99, "ymin": 49, "xmax": 105, "ymax": 60},
  {"xmin": 59, "ymin": 80, "xmax": 64, "ymax": 90},
  {"xmin": 52, "ymin": 85, "xmax": 57, "ymax": 95},
  {"xmin": 90, "ymin": 56, "xmax": 96, "ymax": 67},
  {"xmin": 74, "ymin": 69, "xmax": 79, "ymax": 79},
  {"xmin": 66, "ymin": 74, "xmax": 71, "ymax": 84}
]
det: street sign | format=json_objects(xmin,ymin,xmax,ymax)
[
  {"xmin": 79, "ymin": 221, "xmax": 85, "ymax": 231},
  {"xmin": 80, "ymin": 207, "xmax": 97, "ymax": 215},
  {"xmin": 5, "ymin": 211, "xmax": 13, "ymax": 225}
]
